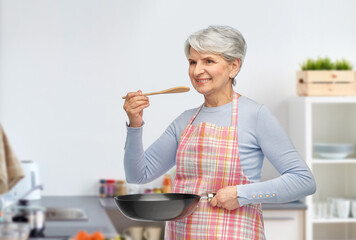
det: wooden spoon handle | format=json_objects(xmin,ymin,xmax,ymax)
[{"xmin": 122, "ymin": 86, "xmax": 190, "ymax": 99}]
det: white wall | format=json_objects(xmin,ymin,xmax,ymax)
[{"xmin": 1, "ymin": 0, "xmax": 356, "ymax": 195}]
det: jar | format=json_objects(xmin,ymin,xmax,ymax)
[
  {"xmin": 144, "ymin": 189, "xmax": 154, "ymax": 194},
  {"xmin": 116, "ymin": 180, "xmax": 127, "ymax": 196},
  {"xmin": 153, "ymin": 188, "xmax": 162, "ymax": 193},
  {"xmin": 106, "ymin": 180, "xmax": 116, "ymax": 197},
  {"xmin": 99, "ymin": 179, "xmax": 106, "ymax": 198},
  {"xmin": 0, "ymin": 222, "xmax": 30, "ymax": 240},
  {"xmin": 3, "ymin": 200, "xmax": 44, "ymax": 238},
  {"xmin": 162, "ymin": 174, "xmax": 172, "ymax": 193}
]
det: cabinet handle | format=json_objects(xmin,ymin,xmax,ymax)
[{"xmin": 264, "ymin": 217, "xmax": 295, "ymax": 221}]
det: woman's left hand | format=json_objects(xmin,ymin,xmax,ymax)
[{"xmin": 210, "ymin": 186, "xmax": 240, "ymax": 210}]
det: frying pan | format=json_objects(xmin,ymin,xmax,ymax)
[{"xmin": 114, "ymin": 193, "xmax": 215, "ymax": 222}]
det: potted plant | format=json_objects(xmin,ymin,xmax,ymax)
[{"xmin": 296, "ymin": 57, "xmax": 355, "ymax": 96}]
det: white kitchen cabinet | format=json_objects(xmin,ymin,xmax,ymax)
[
  {"xmin": 263, "ymin": 210, "xmax": 305, "ymax": 240},
  {"xmin": 288, "ymin": 96, "xmax": 356, "ymax": 240}
]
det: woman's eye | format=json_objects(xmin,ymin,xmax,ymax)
[
  {"xmin": 189, "ymin": 61, "xmax": 196, "ymax": 65},
  {"xmin": 207, "ymin": 59, "xmax": 214, "ymax": 64}
]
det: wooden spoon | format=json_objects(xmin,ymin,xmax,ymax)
[{"xmin": 122, "ymin": 86, "xmax": 190, "ymax": 99}]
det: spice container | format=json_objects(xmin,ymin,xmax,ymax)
[
  {"xmin": 99, "ymin": 179, "xmax": 106, "ymax": 198},
  {"xmin": 0, "ymin": 197, "xmax": 3, "ymax": 222},
  {"xmin": 153, "ymin": 188, "xmax": 162, "ymax": 193},
  {"xmin": 144, "ymin": 189, "xmax": 154, "ymax": 194},
  {"xmin": 106, "ymin": 180, "xmax": 116, "ymax": 197},
  {"xmin": 116, "ymin": 180, "xmax": 127, "ymax": 196},
  {"xmin": 162, "ymin": 174, "xmax": 172, "ymax": 193}
]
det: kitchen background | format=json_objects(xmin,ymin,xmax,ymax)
[{"xmin": 1, "ymin": 0, "xmax": 356, "ymax": 196}]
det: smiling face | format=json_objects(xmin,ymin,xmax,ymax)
[{"xmin": 188, "ymin": 48, "xmax": 240, "ymax": 106}]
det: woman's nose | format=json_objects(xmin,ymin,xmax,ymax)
[{"xmin": 194, "ymin": 62, "xmax": 205, "ymax": 76}]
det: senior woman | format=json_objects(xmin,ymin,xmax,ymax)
[{"xmin": 123, "ymin": 25, "xmax": 316, "ymax": 239}]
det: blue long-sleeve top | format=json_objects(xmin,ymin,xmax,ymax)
[{"xmin": 124, "ymin": 95, "xmax": 316, "ymax": 206}]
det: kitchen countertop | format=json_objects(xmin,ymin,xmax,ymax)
[
  {"xmin": 30, "ymin": 196, "xmax": 117, "ymax": 238},
  {"xmin": 100, "ymin": 197, "xmax": 307, "ymax": 211},
  {"xmin": 26, "ymin": 196, "xmax": 305, "ymax": 239},
  {"xmin": 261, "ymin": 200, "xmax": 307, "ymax": 210}
]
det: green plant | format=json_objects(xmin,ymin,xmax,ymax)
[
  {"xmin": 300, "ymin": 57, "xmax": 353, "ymax": 70},
  {"xmin": 335, "ymin": 59, "xmax": 353, "ymax": 70},
  {"xmin": 300, "ymin": 59, "xmax": 315, "ymax": 70}
]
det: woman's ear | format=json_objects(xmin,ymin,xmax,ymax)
[{"xmin": 230, "ymin": 59, "xmax": 241, "ymax": 79}]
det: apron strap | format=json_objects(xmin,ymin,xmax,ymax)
[{"xmin": 231, "ymin": 92, "xmax": 239, "ymax": 127}]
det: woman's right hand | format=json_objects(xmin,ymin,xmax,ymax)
[{"xmin": 123, "ymin": 90, "xmax": 150, "ymax": 128}]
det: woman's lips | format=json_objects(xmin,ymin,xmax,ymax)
[{"xmin": 196, "ymin": 78, "xmax": 211, "ymax": 84}]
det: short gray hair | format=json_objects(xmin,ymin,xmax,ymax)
[{"xmin": 184, "ymin": 25, "xmax": 247, "ymax": 85}]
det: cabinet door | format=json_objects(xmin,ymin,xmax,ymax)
[{"xmin": 263, "ymin": 210, "xmax": 305, "ymax": 240}]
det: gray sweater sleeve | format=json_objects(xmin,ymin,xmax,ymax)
[
  {"xmin": 236, "ymin": 106, "xmax": 316, "ymax": 206},
  {"xmin": 124, "ymin": 121, "xmax": 179, "ymax": 184}
]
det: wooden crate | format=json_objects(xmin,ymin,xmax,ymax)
[{"xmin": 296, "ymin": 70, "xmax": 356, "ymax": 96}]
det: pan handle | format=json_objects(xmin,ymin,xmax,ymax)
[{"xmin": 200, "ymin": 193, "xmax": 216, "ymax": 201}]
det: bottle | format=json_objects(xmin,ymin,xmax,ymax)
[
  {"xmin": 162, "ymin": 174, "xmax": 172, "ymax": 193},
  {"xmin": 116, "ymin": 180, "xmax": 127, "ymax": 196},
  {"xmin": 99, "ymin": 179, "xmax": 106, "ymax": 198},
  {"xmin": 0, "ymin": 196, "xmax": 3, "ymax": 222},
  {"xmin": 106, "ymin": 179, "xmax": 116, "ymax": 197}
]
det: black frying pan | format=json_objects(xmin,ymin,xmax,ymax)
[{"xmin": 114, "ymin": 193, "xmax": 214, "ymax": 222}]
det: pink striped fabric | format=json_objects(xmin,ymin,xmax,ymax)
[{"xmin": 166, "ymin": 92, "xmax": 265, "ymax": 239}]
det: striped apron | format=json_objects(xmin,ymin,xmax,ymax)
[{"xmin": 165, "ymin": 92, "xmax": 265, "ymax": 239}]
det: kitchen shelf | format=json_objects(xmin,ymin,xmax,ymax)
[
  {"xmin": 301, "ymin": 96, "xmax": 356, "ymax": 104},
  {"xmin": 312, "ymin": 158, "xmax": 356, "ymax": 164},
  {"xmin": 313, "ymin": 218, "xmax": 356, "ymax": 224},
  {"xmin": 288, "ymin": 96, "xmax": 356, "ymax": 240}
]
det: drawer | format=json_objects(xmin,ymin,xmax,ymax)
[{"xmin": 263, "ymin": 210, "xmax": 305, "ymax": 240}]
